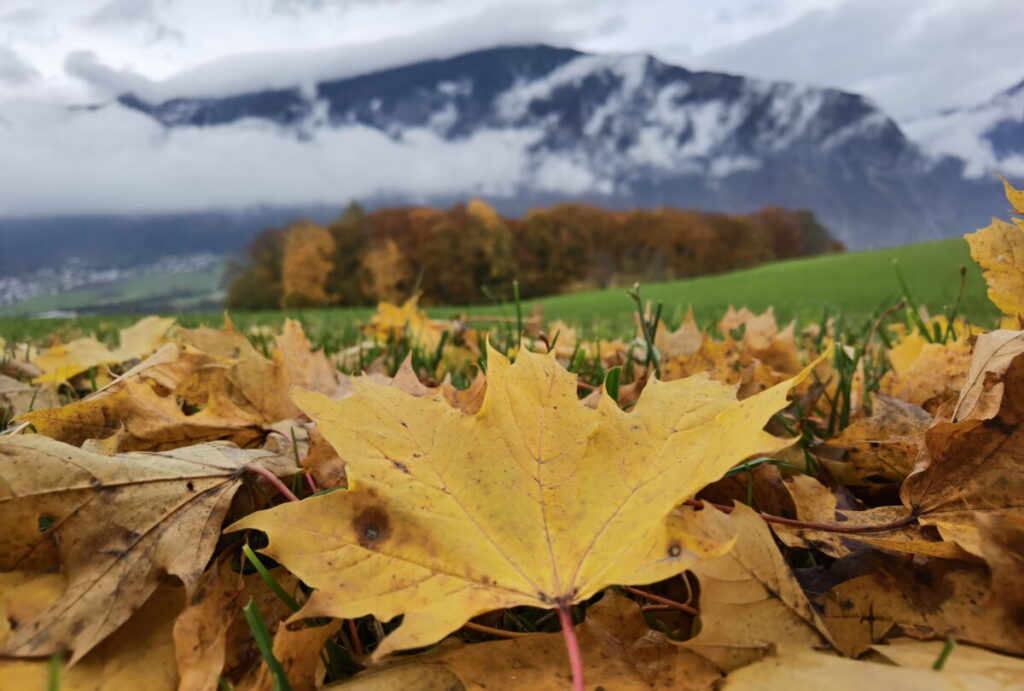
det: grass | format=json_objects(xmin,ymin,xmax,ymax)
[{"xmin": 0, "ymin": 238, "xmax": 998, "ymax": 345}]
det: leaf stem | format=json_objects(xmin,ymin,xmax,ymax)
[
  {"xmin": 620, "ymin": 585, "xmax": 698, "ymax": 615},
  {"xmin": 557, "ymin": 603, "xmax": 585, "ymax": 691},
  {"xmin": 346, "ymin": 619, "xmax": 364, "ymax": 657},
  {"xmin": 245, "ymin": 464, "xmax": 300, "ymax": 503},
  {"xmin": 463, "ymin": 621, "xmax": 534, "ymax": 638},
  {"xmin": 682, "ymin": 499, "xmax": 917, "ymax": 534}
]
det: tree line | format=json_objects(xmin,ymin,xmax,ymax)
[{"xmin": 224, "ymin": 200, "xmax": 841, "ymax": 309}]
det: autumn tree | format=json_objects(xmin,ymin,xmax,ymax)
[
  {"xmin": 281, "ymin": 220, "xmax": 337, "ymax": 308},
  {"xmin": 325, "ymin": 202, "xmax": 372, "ymax": 306},
  {"xmin": 224, "ymin": 226, "xmax": 286, "ymax": 310}
]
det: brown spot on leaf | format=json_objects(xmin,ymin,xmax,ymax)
[{"xmin": 353, "ymin": 506, "xmax": 391, "ymax": 548}]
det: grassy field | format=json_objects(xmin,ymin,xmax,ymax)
[{"xmin": 0, "ymin": 237, "xmax": 997, "ymax": 344}]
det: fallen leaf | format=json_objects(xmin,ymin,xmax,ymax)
[
  {"xmin": 953, "ymin": 329, "xmax": 1024, "ymax": 421},
  {"xmin": 174, "ymin": 559, "xmax": 243, "ymax": 691},
  {"xmin": 0, "ymin": 435, "xmax": 294, "ymax": 661},
  {"xmin": 234, "ymin": 346, "xmax": 813, "ymax": 658},
  {"xmin": 178, "ymin": 320, "xmax": 296, "ymax": 424},
  {"xmin": 0, "ymin": 570, "xmax": 67, "ymax": 645},
  {"xmin": 17, "ymin": 378, "xmax": 266, "ymax": 452},
  {"xmin": 274, "ymin": 318, "xmax": 341, "ymax": 397},
  {"xmin": 721, "ymin": 644, "xmax": 1012, "ymax": 690},
  {"xmin": 975, "ymin": 512, "xmax": 1024, "ymax": 614},
  {"xmin": 335, "ymin": 593, "xmax": 720, "ymax": 690},
  {"xmin": 821, "ymin": 394, "xmax": 930, "ymax": 484},
  {"xmin": 819, "ymin": 555, "xmax": 1024, "ymax": 656},
  {"xmin": 679, "ymin": 504, "xmax": 834, "ymax": 671},
  {"xmin": 239, "ymin": 619, "xmax": 342, "ymax": 691},
  {"xmin": 0, "ymin": 374, "xmax": 58, "ymax": 418},
  {"xmin": 880, "ymin": 338, "xmax": 972, "ymax": 412},
  {"xmin": 966, "ymin": 180, "xmax": 1024, "ymax": 317},
  {"xmin": 0, "ymin": 584, "xmax": 183, "ymax": 691},
  {"xmin": 654, "ymin": 307, "xmax": 703, "ymax": 359},
  {"xmin": 32, "ymin": 316, "xmax": 175, "ymax": 384},
  {"xmin": 872, "ymin": 638, "xmax": 1024, "ymax": 681}
]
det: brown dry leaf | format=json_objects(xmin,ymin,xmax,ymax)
[
  {"xmin": 274, "ymin": 318, "xmax": 341, "ymax": 397},
  {"xmin": 0, "ymin": 584, "xmax": 183, "ymax": 691},
  {"xmin": 976, "ymin": 512, "xmax": 1024, "ymax": 614},
  {"xmin": 174, "ymin": 559, "xmax": 243, "ymax": 691},
  {"xmin": 879, "ymin": 337, "xmax": 972, "ymax": 412},
  {"xmin": 91, "ymin": 342, "xmax": 219, "ymax": 398},
  {"xmin": 303, "ymin": 426, "xmax": 347, "ymax": 490},
  {"xmin": 234, "ymin": 345, "xmax": 815, "ymax": 659},
  {"xmin": 821, "ymin": 393, "xmax": 930, "ymax": 484},
  {"xmin": 17, "ymin": 378, "xmax": 265, "ymax": 452},
  {"xmin": 654, "ymin": 307, "xmax": 703, "ymax": 359},
  {"xmin": 837, "ymin": 506, "xmax": 976, "ymax": 561},
  {"xmin": 239, "ymin": 620, "xmax": 342, "ymax": 691},
  {"xmin": 965, "ymin": 179, "xmax": 1024, "ymax": 318},
  {"xmin": 0, "ymin": 435, "xmax": 294, "ymax": 661},
  {"xmin": 819, "ymin": 555, "xmax": 1024, "ymax": 656},
  {"xmin": 721, "ymin": 644, "xmax": 1014, "ymax": 690},
  {"xmin": 900, "ymin": 357, "xmax": 1024, "ymax": 558},
  {"xmin": 178, "ymin": 319, "xmax": 296, "ymax": 424},
  {"xmin": 0, "ymin": 374, "xmax": 58, "ymax": 418},
  {"xmin": 953, "ymin": 329, "xmax": 1024, "ymax": 421},
  {"xmin": 771, "ymin": 475, "xmax": 851, "ymax": 558},
  {"xmin": 32, "ymin": 316, "xmax": 175, "ymax": 384},
  {"xmin": 679, "ymin": 503, "xmax": 834, "ymax": 671},
  {"xmin": 336, "ymin": 593, "xmax": 720, "ymax": 690}
]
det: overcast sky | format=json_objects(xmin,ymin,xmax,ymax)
[{"xmin": 2, "ymin": 0, "xmax": 1022, "ymax": 119}]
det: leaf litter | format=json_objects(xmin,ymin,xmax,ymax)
[{"xmin": 1, "ymin": 182, "xmax": 1024, "ymax": 688}]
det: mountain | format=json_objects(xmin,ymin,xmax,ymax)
[
  {"xmin": 904, "ymin": 77, "xmax": 1024, "ymax": 179},
  {"xmin": 1, "ymin": 45, "xmax": 1010, "ymax": 279},
  {"xmin": 113, "ymin": 45, "xmax": 1004, "ymax": 250}
]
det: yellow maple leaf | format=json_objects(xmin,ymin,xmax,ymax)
[
  {"xmin": 32, "ymin": 316, "xmax": 175, "ymax": 384},
  {"xmin": 367, "ymin": 294, "xmax": 443, "ymax": 351},
  {"xmin": 234, "ymin": 345, "xmax": 814, "ymax": 659},
  {"xmin": 965, "ymin": 179, "xmax": 1024, "ymax": 317}
]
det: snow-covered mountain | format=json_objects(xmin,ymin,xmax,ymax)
[
  {"xmin": 905, "ymin": 77, "xmax": 1024, "ymax": 180},
  {"xmin": 115, "ymin": 45, "xmax": 1001, "ymax": 249}
]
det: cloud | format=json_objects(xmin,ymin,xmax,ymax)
[
  {"xmin": 0, "ymin": 48, "xmax": 40, "ymax": 85},
  {"xmin": 84, "ymin": 0, "xmax": 157, "ymax": 26},
  {"xmin": 0, "ymin": 99, "xmax": 612, "ymax": 217},
  {"xmin": 63, "ymin": 2, "xmax": 575, "ymax": 102},
  {"xmin": 692, "ymin": 0, "xmax": 1024, "ymax": 119}
]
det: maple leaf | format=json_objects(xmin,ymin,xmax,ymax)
[
  {"xmin": 17, "ymin": 378, "xmax": 266, "ymax": 452},
  {"xmin": 234, "ymin": 345, "xmax": 814, "ymax": 658},
  {"xmin": 32, "ymin": 316, "xmax": 175, "ymax": 384},
  {"xmin": 0, "ymin": 436, "xmax": 295, "ymax": 661},
  {"xmin": 965, "ymin": 179, "xmax": 1024, "ymax": 318},
  {"xmin": 678, "ymin": 504, "xmax": 834, "ymax": 671}
]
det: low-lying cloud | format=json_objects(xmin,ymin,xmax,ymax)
[{"xmin": 0, "ymin": 100, "xmax": 607, "ymax": 217}]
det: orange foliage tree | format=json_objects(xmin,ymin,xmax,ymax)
[{"xmin": 226, "ymin": 201, "xmax": 839, "ymax": 309}]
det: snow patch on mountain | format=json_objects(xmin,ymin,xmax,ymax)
[{"xmin": 904, "ymin": 79, "xmax": 1024, "ymax": 178}]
